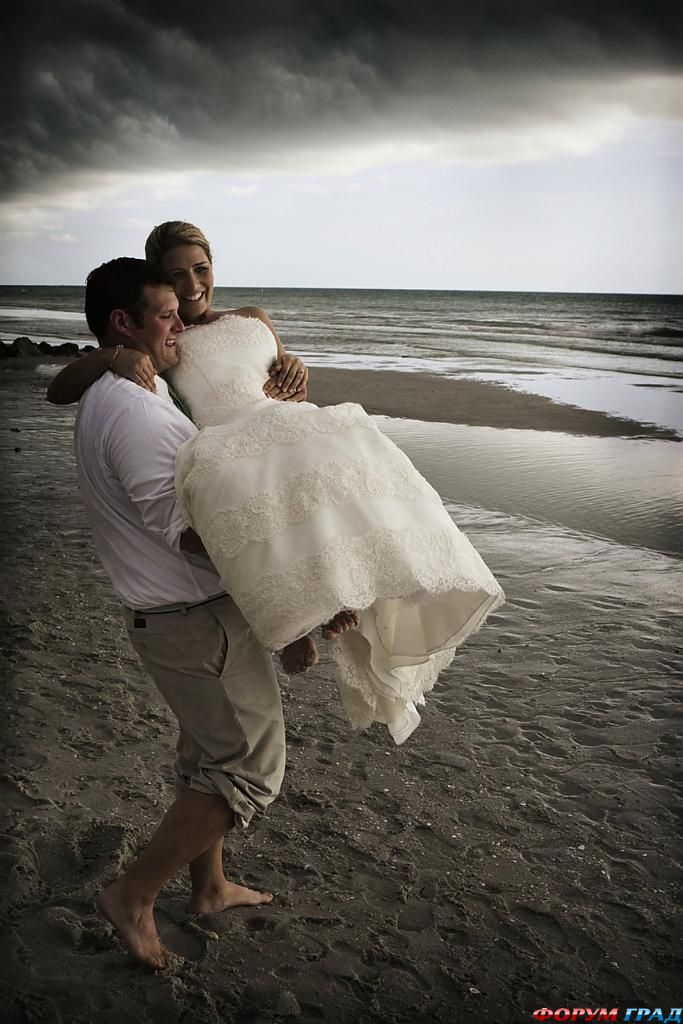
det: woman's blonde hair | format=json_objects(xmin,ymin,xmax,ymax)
[{"xmin": 145, "ymin": 221, "xmax": 212, "ymax": 266}]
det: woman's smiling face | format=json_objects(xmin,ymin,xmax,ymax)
[{"xmin": 161, "ymin": 244, "xmax": 214, "ymax": 324}]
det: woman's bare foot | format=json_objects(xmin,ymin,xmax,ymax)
[
  {"xmin": 280, "ymin": 634, "xmax": 319, "ymax": 674},
  {"xmin": 321, "ymin": 609, "xmax": 359, "ymax": 639},
  {"xmin": 99, "ymin": 881, "xmax": 166, "ymax": 970},
  {"xmin": 189, "ymin": 880, "xmax": 274, "ymax": 915}
]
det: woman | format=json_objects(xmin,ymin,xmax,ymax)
[
  {"xmin": 46, "ymin": 221, "xmax": 308, "ymax": 406},
  {"xmin": 149, "ymin": 222, "xmax": 504, "ymax": 745}
]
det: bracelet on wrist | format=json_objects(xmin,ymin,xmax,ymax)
[{"xmin": 110, "ymin": 344, "xmax": 124, "ymax": 369}]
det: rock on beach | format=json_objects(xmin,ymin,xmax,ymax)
[{"xmin": 0, "ymin": 337, "xmax": 92, "ymax": 358}]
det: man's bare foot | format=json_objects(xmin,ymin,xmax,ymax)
[
  {"xmin": 99, "ymin": 881, "xmax": 166, "ymax": 970},
  {"xmin": 280, "ymin": 635, "xmax": 319, "ymax": 674},
  {"xmin": 321, "ymin": 609, "xmax": 359, "ymax": 639},
  {"xmin": 189, "ymin": 880, "xmax": 274, "ymax": 915}
]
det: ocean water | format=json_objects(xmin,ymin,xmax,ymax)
[
  {"xmin": 2, "ymin": 286, "xmax": 682, "ymax": 555},
  {"xmin": 1, "ymin": 286, "xmax": 682, "ymax": 431}
]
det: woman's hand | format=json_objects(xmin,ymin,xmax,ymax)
[
  {"xmin": 113, "ymin": 348, "xmax": 157, "ymax": 392},
  {"xmin": 47, "ymin": 344, "xmax": 157, "ymax": 404},
  {"xmin": 263, "ymin": 353, "xmax": 308, "ymax": 402}
]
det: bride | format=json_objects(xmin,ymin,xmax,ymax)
[{"xmin": 150, "ymin": 222, "xmax": 505, "ymax": 745}]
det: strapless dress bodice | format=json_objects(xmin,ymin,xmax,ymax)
[{"xmin": 169, "ymin": 314, "xmax": 277, "ymax": 427}]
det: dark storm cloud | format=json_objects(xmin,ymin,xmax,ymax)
[{"xmin": 2, "ymin": 0, "xmax": 681, "ymax": 198}]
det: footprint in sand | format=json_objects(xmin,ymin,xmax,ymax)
[
  {"xmin": 153, "ymin": 908, "xmax": 207, "ymax": 962},
  {"xmin": 351, "ymin": 869, "xmax": 400, "ymax": 902},
  {"xmin": 74, "ymin": 820, "xmax": 142, "ymax": 881},
  {"xmin": 0, "ymin": 833, "xmax": 42, "ymax": 907},
  {"xmin": 397, "ymin": 900, "xmax": 434, "ymax": 932},
  {"xmin": 436, "ymin": 925, "xmax": 472, "ymax": 946},
  {"xmin": 246, "ymin": 914, "xmax": 291, "ymax": 943},
  {"xmin": 514, "ymin": 905, "xmax": 570, "ymax": 950}
]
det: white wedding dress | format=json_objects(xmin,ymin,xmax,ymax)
[{"xmin": 171, "ymin": 314, "xmax": 505, "ymax": 744}]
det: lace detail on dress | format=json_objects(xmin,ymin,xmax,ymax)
[
  {"xmin": 180, "ymin": 314, "xmax": 270, "ymax": 353},
  {"xmin": 190, "ymin": 401, "xmax": 375, "ymax": 462},
  {"xmin": 330, "ymin": 642, "xmax": 456, "ymax": 731},
  {"xmin": 232, "ymin": 523, "xmax": 503, "ymax": 651},
  {"xmin": 184, "ymin": 371, "xmax": 267, "ymax": 428},
  {"xmin": 205, "ymin": 453, "xmax": 443, "ymax": 559}
]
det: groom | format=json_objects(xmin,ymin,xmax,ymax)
[{"xmin": 74, "ymin": 257, "xmax": 286, "ymax": 969}]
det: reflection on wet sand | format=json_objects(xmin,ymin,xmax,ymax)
[{"xmin": 379, "ymin": 417, "xmax": 683, "ymax": 557}]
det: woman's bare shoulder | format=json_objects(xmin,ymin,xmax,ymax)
[
  {"xmin": 230, "ymin": 305, "xmax": 270, "ymax": 324},
  {"xmin": 206, "ymin": 306, "xmax": 270, "ymax": 324},
  {"xmin": 209, "ymin": 306, "xmax": 278, "ymax": 342}
]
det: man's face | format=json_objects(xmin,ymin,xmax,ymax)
[{"xmin": 127, "ymin": 285, "xmax": 184, "ymax": 372}]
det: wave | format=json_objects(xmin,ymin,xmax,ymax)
[{"xmin": 637, "ymin": 326, "xmax": 683, "ymax": 339}]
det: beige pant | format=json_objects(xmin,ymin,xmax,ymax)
[{"xmin": 123, "ymin": 595, "xmax": 285, "ymax": 827}]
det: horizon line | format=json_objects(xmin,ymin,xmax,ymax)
[{"xmin": 1, "ymin": 283, "xmax": 682, "ymax": 299}]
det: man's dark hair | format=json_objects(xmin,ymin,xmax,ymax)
[{"xmin": 85, "ymin": 257, "xmax": 175, "ymax": 339}]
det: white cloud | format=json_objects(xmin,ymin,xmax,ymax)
[
  {"xmin": 223, "ymin": 183, "xmax": 260, "ymax": 197},
  {"xmin": 150, "ymin": 173, "xmax": 192, "ymax": 202},
  {"xmin": 0, "ymin": 205, "xmax": 65, "ymax": 237}
]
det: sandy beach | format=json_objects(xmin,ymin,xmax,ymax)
[{"xmin": 1, "ymin": 357, "xmax": 681, "ymax": 1023}]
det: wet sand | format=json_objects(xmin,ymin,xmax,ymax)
[
  {"xmin": 1, "ymin": 360, "xmax": 681, "ymax": 1022},
  {"xmin": 309, "ymin": 365, "xmax": 680, "ymax": 439}
]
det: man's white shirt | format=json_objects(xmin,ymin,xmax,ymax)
[{"xmin": 74, "ymin": 372, "xmax": 222, "ymax": 609}]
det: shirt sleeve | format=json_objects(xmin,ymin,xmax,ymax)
[{"xmin": 103, "ymin": 392, "xmax": 196, "ymax": 551}]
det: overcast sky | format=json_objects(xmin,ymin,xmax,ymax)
[{"xmin": 1, "ymin": 1, "xmax": 681, "ymax": 292}]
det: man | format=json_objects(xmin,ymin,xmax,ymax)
[{"xmin": 74, "ymin": 257, "xmax": 286, "ymax": 969}]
